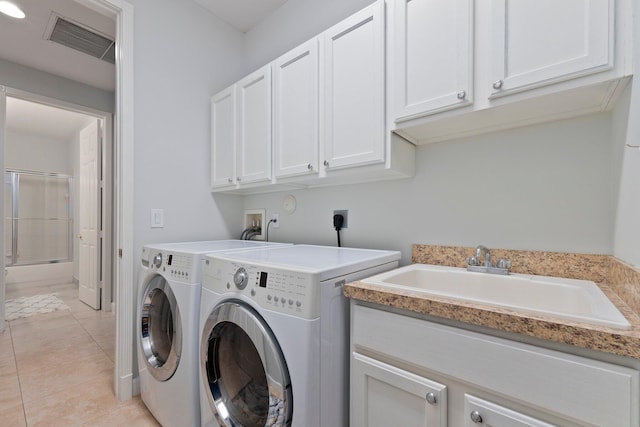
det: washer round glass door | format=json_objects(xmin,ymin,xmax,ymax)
[
  {"xmin": 201, "ymin": 301, "xmax": 292, "ymax": 427},
  {"xmin": 140, "ymin": 274, "xmax": 182, "ymax": 382}
]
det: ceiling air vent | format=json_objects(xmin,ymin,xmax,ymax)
[{"xmin": 45, "ymin": 14, "xmax": 115, "ymax": 64}]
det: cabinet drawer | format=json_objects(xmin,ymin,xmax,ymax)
[
  {"xmin": 464, "ymin": 394, "xmax": 554, "ymax": 427},
  {"xmin": 352, "ymin": 304, "xmax": 639, "ymax": 426}
]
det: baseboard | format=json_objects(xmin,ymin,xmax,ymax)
[
  {"xmin": 116, "ymin": 372, "xmax": 133, "ymax": 402},
  {"xmin": 132, "ymin": 376, "xmax": 140, "ymax": 397}
]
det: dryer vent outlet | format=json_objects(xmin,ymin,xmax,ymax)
[{"xmin": 243, "ymin": 209, "xmax": 265, "ymax": 240}]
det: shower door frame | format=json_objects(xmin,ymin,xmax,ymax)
[{"xmin": 5, "ymin": 169, "xmax": 74, "ymax": 266}]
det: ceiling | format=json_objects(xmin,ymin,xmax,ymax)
[
  {"xmin": 0, "ymin": 0, "xmax": 116, "ymax": 92},
  {"xmin": 193, "ymin": 0, "xmax": 288, "ymax": 33},
  {"xmin": 1, "ymin": 0, "xmax": 287, "ymax": 140},
  {"xmin": 6, "ymin": 97, "xmax": 95, "ymax": 141}
]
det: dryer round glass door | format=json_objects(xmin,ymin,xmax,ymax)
[
  {"xmin": 201, "ymin": 301, "xmax": 292, "ymax": 427},
  {"xmin": 140, "ymin": 274, "xmax": 182, "ymax": 382}
]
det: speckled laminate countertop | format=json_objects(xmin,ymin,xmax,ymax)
[{"xmin": 344, "ymin": 245, "xmax": 640, "ymax": 360}]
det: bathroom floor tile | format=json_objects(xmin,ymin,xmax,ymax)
[
  {"xmin": 9, "ymin": 310, "xmax": 78, "ymax": 336},
  {"xmin": 14, "ymin": 333, "xmax": 104, "ymax": 375},
  {"xmin": 0, "ymin": 402, "xmax": 26, "ymax": 427},
  {"xmin": 0, "ymin": 330, "xmax": 14, "ymax": 361},
  {"xmin": 4, "ymin": 281, "xmax": 155, "ymax": 424},
  {"xmin": 84, "ymin": 397, "xmax": 161, "ymax": 427},
  {"xmin": 19, "ymin": 351, "xmax": 113, "ymax": 403},
  {"xmin": 0, "ymin": 372, "xmax": 23, "ymax": 412}
]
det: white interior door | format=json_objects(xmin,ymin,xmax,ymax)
[{"xmin": 79, "ymin": 120, "xmax": 100, "ymax": 309}]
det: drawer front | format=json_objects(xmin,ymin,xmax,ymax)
[
  {"xmin": 352, "ymin": 304, "xmax": 639, "ymax": 426},
  {"xmin": 464, "ymin": 394, "xmax": 554, "ymax": 427}
]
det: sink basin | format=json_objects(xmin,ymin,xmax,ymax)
[{"xmin": 362, "ymin": 264, "xmax": 631, "ymax": 330}]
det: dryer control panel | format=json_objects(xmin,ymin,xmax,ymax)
[
  {"xmin": 203, "ymin": 257, "xmax": 321, "ymax": 319},
  {"xmin": 146, "ymin": 249, "xmax": 201, "ymax": 283}
]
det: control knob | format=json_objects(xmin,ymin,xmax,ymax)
[
  {"xmin": 152, "ymin": 253, "xmax": 162, "ymax": 268},
  {"xmin": 233, "ymin": 267, "xmax": 249, "ymax": 290}
]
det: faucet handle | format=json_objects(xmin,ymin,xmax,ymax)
[
  {"xmin": 466, "ymin": 256, "xmax": 479, "ymax": 266},
  {"xmin": 496, "ymin": 259, "xmax": 512, "ymax": 269}
]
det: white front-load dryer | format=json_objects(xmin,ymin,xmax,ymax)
[
  {"xmin": 199, "ymin": 245, "xmax": 401, "ymax": 427},
  {"xmin": 137, "ymin": 240, "xmax": 290, "ymax": 427}
]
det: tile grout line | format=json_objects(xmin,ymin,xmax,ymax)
[
  {"xmin": 70, "ymin": 307, "xmax": 116, "ymax": 364},
  {"xmin": 8, "ymin": 321, "xmax": 28, "ymax": 427}
]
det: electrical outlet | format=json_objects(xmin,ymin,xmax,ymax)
[
  {"xmin": 271, "ymin": 213, "xmax": 280, "ymax": 228},
  {"xmin": 333, "ymin": 209, "xmax": 348, "ymax": 228}
]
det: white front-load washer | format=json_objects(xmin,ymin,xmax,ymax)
[
  {"xmin": 199, "ymin": 244, "xmax": 401, "ymax": 427},
  {"xmin": 137, "ymin": 240, "xmax": 290, "ymax": 427}
]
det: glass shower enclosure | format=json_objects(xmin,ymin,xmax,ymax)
[{"xmin": 4, "ymin": 170, "xmax": 73, "ymax": 266}]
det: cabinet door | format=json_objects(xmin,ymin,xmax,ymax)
[
  {"xmin": 237, "ymin": 65, "xmax": 272, "ymax": 185},
  {"xmin": 394, "ymin": 0, "xmax": 473, "ymax": 121},
  {"xmin": 490, "ymin": 0, "xmax": 612, "ymax": 97},
  {"xmin": 210, "ymin": 86, "xmax": 236, "ymax": 188},
  {"xmin": 323, "ymin": 1, "xmax": 385, "ymax": 171},
  {"xmin": 352, "ymin": 352, "xmax": 447, "ymax": 427},
  {"xmin": 464, "ymin": 395, "xmax": 554, "ymax": 427},
  {"xmin": 274, "ymin": 39, "xmax": 320, "ymax": 179}
]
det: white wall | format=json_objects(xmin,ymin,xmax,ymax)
[
  {"xmin": 5, "ymin": 131, "xmax": 72, "ymax": 174},
  {"xmin": 132, "ymin": 0, "xmax": 245, "ymax": 254},
  {"xmin": 244, "ymin": 0, "xmax": 374, "ymax": 71},
  {"xmin": 0, "ymin": 58, "xmax": 114, "ymax": 113},
  {"xmin": 612, "ymin": 0, "xmax": 640, "ymax": 268},
  {"xmin": 245, "ymin": 113, "xmax": 618, "ymax": 266}
]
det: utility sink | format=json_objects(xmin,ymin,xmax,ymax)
[{"xmin": 362, "ymin": 264, "xmax": 632, "ymax": 330}]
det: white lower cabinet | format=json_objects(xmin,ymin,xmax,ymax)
[
  {"xmin": 352, "ymin": 353, "xmax": 447, "ymax": 427},
  {"xmin": 350, "ymin": 303, "xmax": 640, "ymax": 427}
]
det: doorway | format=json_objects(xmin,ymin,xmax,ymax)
[
  {"xmin": 0, "ymin": 0, "xmax": 134, "ymax": 401},
  {"xmin": 3, "ymin": 93, "xmax": 114, "ymax": 312}
]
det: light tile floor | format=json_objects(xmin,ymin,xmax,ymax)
[{"xmin": 0, "ymin": 282, "xmax": 160, "ymax": 426}]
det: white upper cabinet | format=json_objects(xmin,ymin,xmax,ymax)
[
  {"xmin": 393, "ymin": 0, "xmax": 474, "ymax": 121},
  {"xmin": 210, "ymin": 86, "xmax": 236, "ymax": 189},
  {"xmin": 274, "ymin": 39, "xmax": 320, "ymax": 179},
  {"xmin": 210, "ymin": 1, "xmax": 415, "ymax": 193},
  {"xmin": 489, "ymin": 0, "xmax": 613, "ymax": 98},
  {"xmin": 391, "ymin": 0, "xmax": 631, "ymax": 144},
  {"xmin": 236, "ymin": 65, "xmax": 273, "ymax": 185},
  {"xmin": 323, "ymin": 1, "xmax": 385, "ymax": 171}
]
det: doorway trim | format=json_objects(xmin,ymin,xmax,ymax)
[
  {"xmin": 5, "ymin": 87, "xmax": 113, "ymax": 306},
  {"xmin": 77, "ymin": 0, "xmax": 134, "ymax": 401}
]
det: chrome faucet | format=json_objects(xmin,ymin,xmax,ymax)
[
  {"xmin": 475, "ymin": 245, "xmax": 491, "ymax": 267},
  {"xmin": 466, "ymin": 245, "xmax": 511, "ymax": 275}
]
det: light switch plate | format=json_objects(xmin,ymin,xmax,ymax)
[{"xmin": 151, "ymin": 209, "xmax": 164, "ymax": 228}]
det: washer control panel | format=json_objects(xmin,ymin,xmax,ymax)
[
  {"xmin": 145, "ymin": 249, "xmax": 199, "ymax": 282},
  {"xmin": 203, "ymin": 257, "xmax": 321, "ymax": 319}
]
